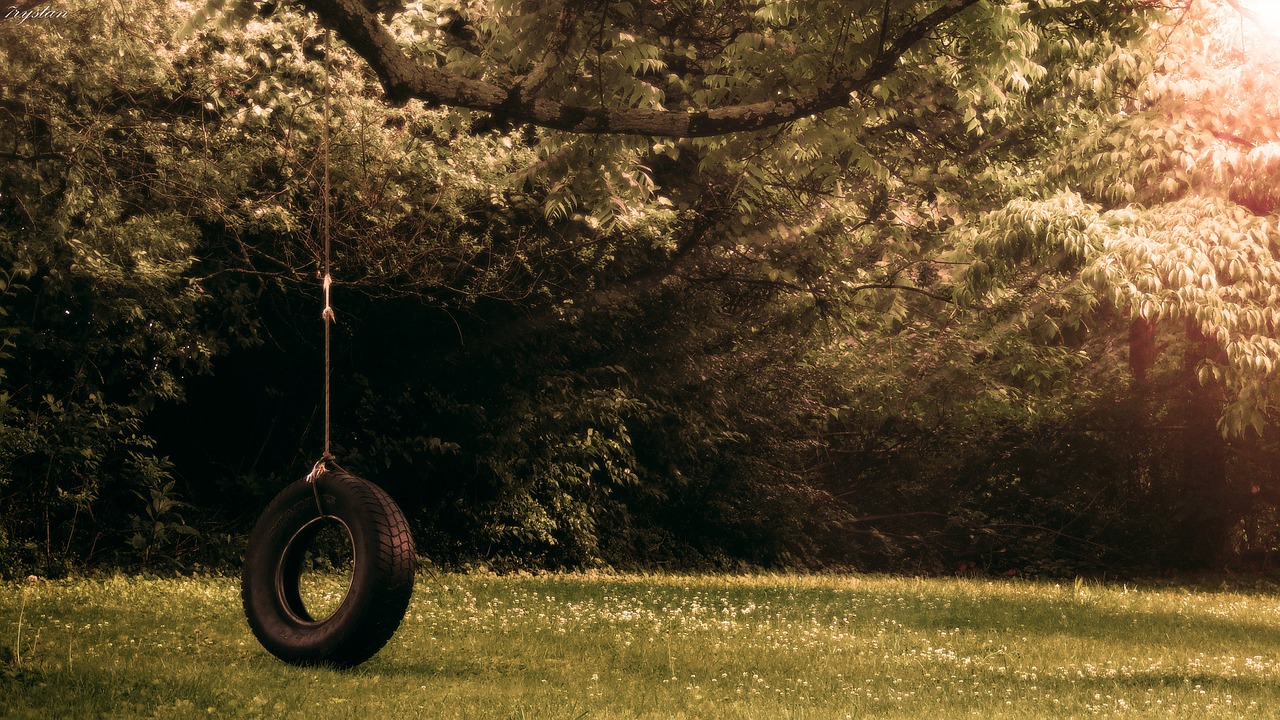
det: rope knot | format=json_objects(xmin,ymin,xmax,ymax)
[
  {"xmin": 305, "ymin": 458, "xmax": 329, "ymax": 484},
  {"xmin": 321, "ymin": 273, "xmax": 334, "ymax": 322}
]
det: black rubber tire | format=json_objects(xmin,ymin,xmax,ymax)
[{"xmin": 241, "ymin": 470, "xmax": 416, "ymax": 668}]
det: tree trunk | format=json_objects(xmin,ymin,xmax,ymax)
[
  {"xmin": 1172, "ymin": 319, "xmax": 1232, "ymax": 569},
  {"xmin": 1127, "ymin": 317, "xmax": 1156, "ymax": 387}
]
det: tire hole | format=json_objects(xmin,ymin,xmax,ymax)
[{"xmin": 292, "ymin": 517, "xmax": 355, "ymax": 623}]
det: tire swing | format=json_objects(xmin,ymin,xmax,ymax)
[
  {"xmin": 241, "ymin": 468, "xmax": 416, "ymax": 667},
  {"xmin": 240, "ymin": 30, "xmax": 415, "ymax": 668}
]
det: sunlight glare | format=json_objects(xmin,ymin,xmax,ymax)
[{"xmin": 1243, "ymin": 0, "xmax": 1280, "ymax": 37}]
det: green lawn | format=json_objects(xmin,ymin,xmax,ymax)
[{"xmin": 3, "ymin": 572, "xmax": 1280, "ymax": 718}]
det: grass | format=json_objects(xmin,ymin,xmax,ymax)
[{"xmin": 3, "ymin": 572, "xmax": 1280, "ymax": 718}]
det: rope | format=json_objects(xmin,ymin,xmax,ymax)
[
  {"xmin": 310, "ymin": 28, "xmax": 335, "ymax": 517},
  {"xmin": 321, "ymin": 28, "xmax": 333, "ymax": 465}
]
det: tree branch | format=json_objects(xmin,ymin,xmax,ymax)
[
  {"xmin": 299, "ymin": 0, "xmax": 981, "ymax": 137},
  {"xmin": 848, "ymin": 282, "xmax": 953, "ymax": 303},
  {"xmin": 1211, "ymin": 129, "xmax": 1257, "ymax": 148},
  {"xmin": 0, "ymin": 150, "xmax": 67, "ymax": 162}
]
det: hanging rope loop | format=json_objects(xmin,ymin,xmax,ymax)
[
  {"xmin": 305, "ymin": 456, "xmax": 328, "ymax": 514},
  {"xmin": 305, "ymin": 458, "xmax": 329, "ymax": 484}
]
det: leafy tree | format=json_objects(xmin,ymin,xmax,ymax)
[
  {"xmin": 17, "ymin": 0, "xmax": 1258, "ymax": 576},
  {"xmin": 0, "ymin": 2, "xmax": 236, "ymax": 572},
  {"xmin": 959, "ymin": 0, "xmax": 1280, "ymax": 437},
  {"xmin": 0, "ymin": 0, "xmax": 832, "ymax": 570},
  {"xmin": 922, "ymin": 0, "xmax": 1280, "ymax": 569}
]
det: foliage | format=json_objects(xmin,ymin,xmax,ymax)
[
  {"xmin": 0, "ymin": 2, "xmax": 242, "ymax": 574},
  {"xmin": 9, "ymin": 0, "xmax": 1280, "ymax": 577},
  {"xmin": 956, "ymin": 1, "xmax": 1280, "ymax": 438},
  {"xmin": 850, "ymin": 0, "xmax": 1280, "ymax": 572}
]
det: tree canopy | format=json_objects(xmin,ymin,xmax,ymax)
[
  {"xmin": 957, "ymin": 0, "xmax": 1280, "ymax": 436},
  {"xmin": 4, "ymin": 0, "xmax": 1280, "ymax": 576},
  {"xmin": 298, "ymin": 0, "xmax": 987, "ymax": 136}
]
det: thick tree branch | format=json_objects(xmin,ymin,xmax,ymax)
[
  {"xmin": 849, "ymin": 282, "xmax": 953, "ymax": 303},
  {"xmin": 0, "ymin": 150, "xmax": 67, "ymax": 162},
  {"xmin": 300, "ymin": 0, "xmax": 981, "ymax": 137},
  {"xmin": 1211, "ymin": 129, "xmax": 1257, "ymax": 148}
]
